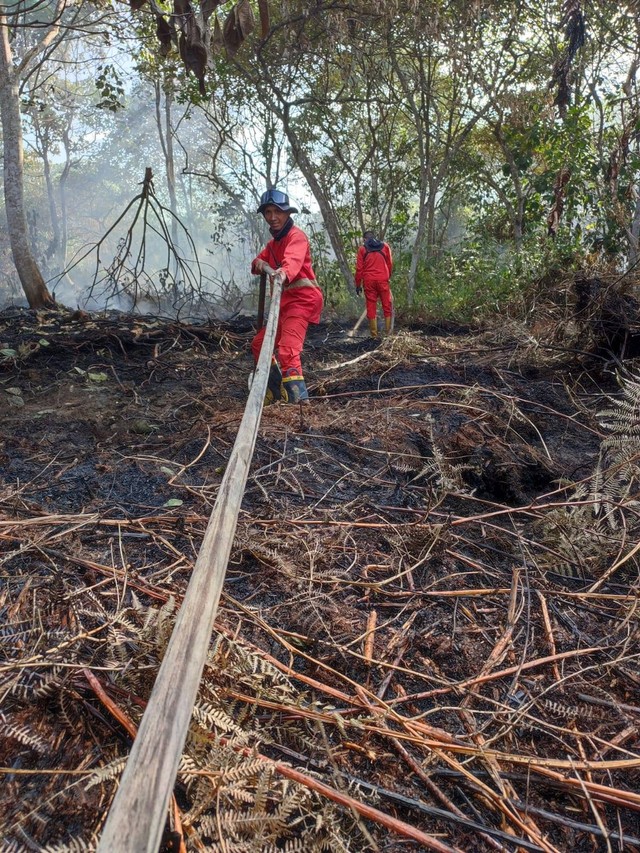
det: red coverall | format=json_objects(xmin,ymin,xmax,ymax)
[
  {"xmin": 251, "ymin": 225, "xmax": 323, "ymax": 377},
  {"xmin": 355, "ymin": 242, "xmax": 393, "ymax": 319}
]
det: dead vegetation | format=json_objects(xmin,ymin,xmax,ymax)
[{"xmin": 1, "ymin": 278, "xmax": 640, "ymax": 851}]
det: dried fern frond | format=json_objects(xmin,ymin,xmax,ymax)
[
  {"xmin": 594, "ymin": 370, "xmax": 640, "ymax": 526},
  {"xmin": 42, "ymin": 838, "xmax": 95, "ymax": 852},
  {"xmin": 0, "ymin": 712, "xmax": 49, "ymax": 753},
  {"xmin": 9, "ymin": 666, "xmax": 68, "ymax": 700},
  {"xmin": 192, "ymin": 701, "xmax": 249, "ymax": 739},
  {"xmin": 85, "ymin": 758, "xmax": 127, "ymax": 789},
  {"xmin": 533, "ymin": 370, "xmax": 640, "ymax": 579}
]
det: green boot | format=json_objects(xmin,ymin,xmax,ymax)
[
  {"xmin": 264, "ymin": 359, "xmax": 284, "ymax": 405},
  {"xmin": 282, "ymin": 371, "xmax": 310, "ymax": 404}
]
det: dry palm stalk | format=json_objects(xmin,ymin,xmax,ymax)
[
  {"xmin": 363, "ymin": 610, "xmax": 377, "ymax": 663},
  {"xmin": 357, "ymin": 688, "xmax": 558, "ymax": 853},
  {"xmin": 219, "ymin": 602, "xmax": 639, "ymax": 777},
  {"xmin": 250, "ymin": 492, "xmax": 619, "ymax": 533},
  {"xmin": 390, "ymin": 738, "xmax": 506, "ymax": 852},
  {"xmin": 458, "ymin": 705, "xmax": 555, "ymax": 852},
  {"xmin": 340, "ymin": 772, "xmax": 548, "ymax": 852},
  {"xmin": 571, "ymin": 728, "xmax": 611, "ymax": 850},
  {"xmin": 82, "ymin": 669, "xmax": 189, "ymax": 853},
  {"xmin": 450, "ymin": 572, "xmax": 551, "ymax": 848},
  {"xmin": 507, "ymin": 798, "xmax": 640, "ymax": 848},
  {"xmin": 536, "ymin": 591, "xmax": 561, "ymax": 681},
  {"xmin": 271, "ymin": 759, "xmax": 461, "ymax": 853},
  {"xmin": 0, "ymin": 624, "xmax": 110, "ymax": 675},
  {"xmin": 588, "ymin": 538, "xmax": 640, "ymax": 592},
  {"xmin": 376, "ymin": 635, "xmax": 411, "ymax": 700},
  {"xmin": 466, "ymin": 568, "xmax": 521, "ymax": 685},
  {"xmin": 597, "ymin": 724, "xmax": 638, "ymax": 759},
  {"xmin": 390, "ymin": 646, "xmax": 604, "ymax": 704},
  {"xmin": 85, "ymin": 673, "xmax": 460, "ymax": 853},
  {"xmin": 190, "ymin": 685, "xmax": 640, "ymax": 779},
  {"xmin": 104, "ymin": 672, "xmax": 559, "ymax": 852},
  {"xmin": 451, "ymin": 591, "xmax": 554, "ymax": 852},
  {"xmin": 38, "ymin": 548, "xmax": 175, "ymax": 602}
]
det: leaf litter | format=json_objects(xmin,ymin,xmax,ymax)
[{"xmin": 0, "ymin": 301, "xmax": 639, "ymax": 852}]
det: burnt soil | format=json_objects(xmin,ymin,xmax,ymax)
[{"xmin": 1, "ymin": 305, "xmax": 639, "ymax": 852}]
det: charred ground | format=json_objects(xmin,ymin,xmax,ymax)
[{"xmin": 1, "ymin": 296, "xmax": 639, "ymax": 852}]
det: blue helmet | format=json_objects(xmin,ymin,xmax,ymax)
[{"xmin": 257, "ymin": 188, "xmax": 298, "ymax": 214}]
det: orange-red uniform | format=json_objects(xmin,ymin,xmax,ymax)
[
  {"xmin": 251, "ymin": 224, "xmax": 323, "ymax": 376},
  {"xmin": 355, "ymin": 239, "xmax": 393, "ymax": 320}
]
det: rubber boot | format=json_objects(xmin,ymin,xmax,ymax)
[
  {"xmin": 385, "ymin": 315, "xmax": 392, "ymax": 335},
  {"xmin": 369, "ymin": 318, "xmax": 378, "ymax": 339},
  {"xmin": 264, "ymin": 359, "xmax": 284, "ymax": 405},
  {"xmin": 282, "ymin": 372, "xmax": 309, "ymax": 404}
]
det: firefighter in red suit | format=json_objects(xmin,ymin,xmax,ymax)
[
  {"xmin": 355, "ymin": 230, "xmax": 393, "ymax": 339},
  {"xmin": 251, "ymin": 188, "xmax": 323, "ymax": 404}
]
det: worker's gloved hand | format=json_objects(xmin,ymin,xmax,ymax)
[
  {"xmin": 356, "ymin": 286, "xmax": 362, "ymax": 297},
  {"xmin": 254, "ymin": 259, "xmax": 267, "ymax": 274}
]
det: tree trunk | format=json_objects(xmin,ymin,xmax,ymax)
[
  {"xmin": 59, "ymin": 128, "xmax": 72, "ymax": 281},
  {"xmin": 626, "ymin": 191, "xmax": 640, "ymax": 269},
  {"xmin": 155, "ymin": 80, "xmax": 179, "ymax": 243},
  {"xmin": 283, "ymin": 117, "xmax": 355, "ymax": 291},
  {"xmin": 407, "ymin": 177, "xmax": 429, "ymax": 306},
  {"xmin": 0, "ymin": 20, "xmax": 54, "ymax": 309},
  {"xmin": 155, "ymin": 79, "xmax": 181, "ymax": 300},
  {"xmin": 39, "ymin": 131, "xmax": 62, "ymax": 267}
]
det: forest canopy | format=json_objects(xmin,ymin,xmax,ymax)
[
  {"xmin": 3, "ymin": 4, "xmax": 640, "ymax": 852},
  {"xmin": 0, "ymin": 0, "xmax": 639, "ymax": 316}
]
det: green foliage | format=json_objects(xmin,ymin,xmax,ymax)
[
  {"xmin": 4, "ymin": 0, "xmax": 640, "ymax": 318},
  {"xmin": 396, "ymin": 247, "xmax": 516, "ymax": 322},
  {"xmin": 95, "ymin": 64, "xmax": 126, "ymax": 112},
  {"xmin": 392, "ymin": 234, "xmax": 584, "ymax": 323}
]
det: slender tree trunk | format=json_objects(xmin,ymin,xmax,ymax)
[
  {"xmin": 39, "ymin": 131, "xmax": 62, "ymax": 266},
  {"xmin": 407, "ymin": 177, "xmax": 429, "ymax": 306},
  {"xmin": 283, "ymin": 117, "xmax": 355, "ymax": 290},
  {"xmin": 59, "ymin": 128, "xmax": 72, "ymax": 272},
  {"xmin": 426, "ymin": 189, "xmax": 437, "ymax": 257},
  {"xmin": 155, "ymin": 79, "xmax": 180, "ymax": 298},
  {"xmin": 494, "ymin": 126, "xmax": 525, "ymax": 252},
  {"xmin": 626, "ymin": 191, "xmax": 640, "ymax": 268},
  {"xmin": 155, "ymin": 80, "xmax": 179, "ymax": 243},
  {"xmin": 0, "ymin": 20, "xmax": 54, "ymax": 308}
]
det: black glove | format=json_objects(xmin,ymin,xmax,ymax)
[{"xmin": 356, "ymin": 286, "xmax": 362, "ymax": 296}]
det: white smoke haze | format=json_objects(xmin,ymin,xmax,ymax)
[{"xmin": 1, "ymin": 39, "xmax": 317, "ymax": 321}]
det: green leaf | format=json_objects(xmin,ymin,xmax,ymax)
[
  {"xmin": 6, "ymin": 388, "xmax": 24, "ymax": 407},
  {"xmin": 160, "ymin": 466, "xmax": 175, "ymax": 476},
  {"xmin": 130, "ymin": 419, "xmax": 155, "ymax": 435},
  {"xmin": 163, "ymin": 498, "xmax": 183, "ymax": 507},
  {"xmin": 74, "ymin": 366, "xmax": 86, "ymax": 375},
  {"xmin": 38, "ymin": 338, "xmax": 50, "ymax": 346},
  {"xmin": 87, "ymin": 371, "xmax": 109, "ymax": 382},
  {"xmin": 0, "ymin": 348, "xmax": 17, "ymax": 357}
]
